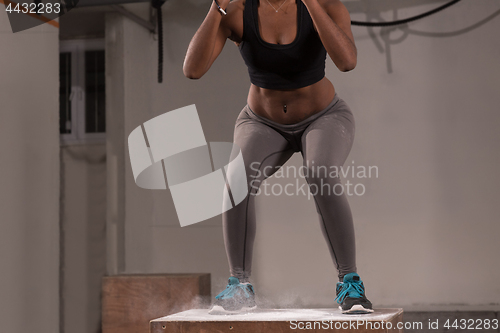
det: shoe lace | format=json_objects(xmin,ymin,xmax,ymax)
[
  {"xmin": 335, "ymin": 281, "xmax": 365, "ymax": 304},
  {"xmin": 215, "ymin": 282, "xmax": 252, "ymax": 300}
]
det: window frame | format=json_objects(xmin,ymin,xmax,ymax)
[{"xmin": 59, "ymin": 39, "xmax": 106, "ymax": 145}]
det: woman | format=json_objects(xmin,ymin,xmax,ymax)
[{"xmin": 183, "ymin": 0, "xmax": 373, "ymax": 314}]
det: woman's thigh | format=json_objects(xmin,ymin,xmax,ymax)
[
  {"xmin": 300, "ymin": 98, "xmax": 355, "ymax": 169},
  {"xmin": 233, "ymin": 108, "xmax": 296, "ymax": 192}
]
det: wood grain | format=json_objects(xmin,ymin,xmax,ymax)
[{"xmin": 102, "ymin": 273, "xmax": 210, "ymax": 333}]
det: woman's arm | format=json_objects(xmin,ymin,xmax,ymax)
[
  {"xmin": 183, "ymin": 1, "xmax": 232, "ymax": 79},
  {"xmin": 301, "ymin": 0, "xmax": 357, "ymax": 72}
]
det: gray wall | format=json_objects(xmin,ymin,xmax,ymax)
[
  {"xmin": 0, "ymin": 11, "xmax": 60, "ymax": 333},
  {"xmin": 61, "ymin": 144, "xmax": 106, "ymax": 333},
  {"xmin": 107, "ymin": 0, "xmax": 500, "ymax": 310}
]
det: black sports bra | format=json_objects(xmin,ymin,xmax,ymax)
[{"xmin": 238, "ymin": 0, "xmax": 327, "ymax": 90}]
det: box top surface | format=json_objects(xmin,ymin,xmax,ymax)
[{"xmin": 151, "ymin": 308, "xmax": 403, "ymax": 322}]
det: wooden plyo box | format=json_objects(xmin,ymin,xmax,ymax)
[
  {"xmin": 102, "ymin": 273, "xmax": 210, "ymax": 333},
  {"xmin": 150, "ymin": 308, "xmax": 404, "ymax": 333}
]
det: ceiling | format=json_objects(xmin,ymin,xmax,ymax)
[{"xmin": 77, "ymin": 0, "xmax": 150, "ymax": 7}]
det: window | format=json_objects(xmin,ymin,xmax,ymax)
[{"xmin": 59, "ymin": 39, "xmax": 105, "ymax": 144}]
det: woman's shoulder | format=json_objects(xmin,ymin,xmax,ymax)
[
  {"xmin": 310, "ymin": 0, "xmax": 351, "ymax": 26},
  {"xmin": 315, "ymin": 0, "xmax": 348, "ymax": 13}
]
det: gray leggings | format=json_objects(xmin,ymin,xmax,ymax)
[{"xmin": 223, "ymin": 93, "xmax": 356, "ymax": 282}]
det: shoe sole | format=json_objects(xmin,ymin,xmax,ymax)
[
  {"xmin": 208, "ymin": 305, "xmax": 257, "ymax": 315},
  {"xmin": 339, "ymin": 305, "xmax": 374, "ymax": 314}
]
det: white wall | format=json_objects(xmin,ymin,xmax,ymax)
[
  {"xmin": 108, "ymin": 0, "xmax": 500, "ymax": 310},
  {"xmin": 0, "ymin": 11, "xmax": 60, "ymax": 333}
]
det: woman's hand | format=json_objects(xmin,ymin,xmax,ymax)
[
  {"xmin": 220, "ymin": 0, "xmax": 231, "ymax": 7},
  {"xmin": 216, "ymin": 0, "xmax": 231, "ymax": 11},
  {"xmin": 300, "ymin": 0, "xmax": 357, "ymax": 72}
]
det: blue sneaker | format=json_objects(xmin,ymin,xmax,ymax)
[
  {"xmin": 335, "ymin": 273, "xmax": 373, "ymax": 314},
  {"xmin": 208, "ymin": 277, "xmax": 257, "ymax": 315}
]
